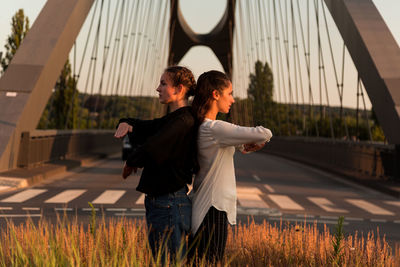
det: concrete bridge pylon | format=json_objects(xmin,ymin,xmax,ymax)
[{"xmin": 0, "ymin": 0, "xmax": 95, "ymax": 172}]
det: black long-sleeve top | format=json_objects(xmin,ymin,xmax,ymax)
[{"xmin": 118, "ymin": 107, "xmax": 198, "ymax": 196}]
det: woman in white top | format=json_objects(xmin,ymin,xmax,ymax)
[{"xmin": 190, "ymin": 70, "xmax": 273, "ymax": 262}]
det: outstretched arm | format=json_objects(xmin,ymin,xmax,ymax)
[{"xmin": 210, "ymin": 120, "xmax": 273, "ymax": 147}]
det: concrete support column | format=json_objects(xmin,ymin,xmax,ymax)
[{"xmin": 0, "ymin": 0, "xmax": 94, "ymax": 172}]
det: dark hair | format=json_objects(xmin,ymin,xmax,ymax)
[
  {"xmin": 192, "ymin": 70, "xmax": 231, "ymax": 123},
  {"xmin": 164, "ymin": 66, "xmax": 196, "ymax": 98}
]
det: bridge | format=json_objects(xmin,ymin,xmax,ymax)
[{"xmin": 0, "ymin": 0, "xmax": 399, "ymax": 246}]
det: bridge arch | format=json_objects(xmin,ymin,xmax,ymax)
[
  {"xmin": 168, "ymin": 0, "xmax": 236, "ymax": 78},
  {"xmin": 0, "ymin": 0, "xmax": 399, "ymax": 172}
]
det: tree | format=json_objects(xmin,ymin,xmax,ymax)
[
  {"xmin": 38, "ymin": 60, "xmax": 80, "ymax": 129},
  {"xmin": 247, "ymin": 60, "xmax": 274, "ymax": 127},
  {"xmin": 1, "ymin": 9, "xmax": 30, "ymax": 73}
]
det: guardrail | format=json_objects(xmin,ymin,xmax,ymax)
[
  {"xmin": 15, "ymin": 131, "xmax": 400, "ymax": 183},
  {"xmin": 263, "ymin": 136, "xmax": 400, "ymax": 181},
  {"xmin": 17, "ymin": 130, "xmax": 121, "ymax": 168}
]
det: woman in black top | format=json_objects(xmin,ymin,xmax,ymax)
[{"xmin": 114, "ymin": 66, "xmax": 198, "ymax": 260}]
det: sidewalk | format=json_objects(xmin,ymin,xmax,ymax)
[{"xmin": 0, "ymin": 154, "xmax": 111, "ymax": 194}]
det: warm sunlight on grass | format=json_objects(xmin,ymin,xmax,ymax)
[{"xmin": 0, "ymin": 213, "xmax": 398, "ymax": 266}]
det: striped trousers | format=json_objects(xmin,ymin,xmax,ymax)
[{"xmin": 189, "ymin": 206, "xmax": 228, "ymax": 263}]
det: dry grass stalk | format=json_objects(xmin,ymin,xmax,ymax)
[{"xmin": 0, "ymin": 216, "xmax": 398, "ymax": 266}]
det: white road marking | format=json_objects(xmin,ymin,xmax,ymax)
[
  {"xmin": 237, "ymin": 186, "xmax": 263, "ymax": 194},
  {"xmin": 394, "ymin": 220, "xmax": 400, "ymax": 224},
  {"xmin": 92, "ymin": 190, "xmax": 126, "ymax": 204},
  {"xmin": 252, "ymin": 174, "xmax": 261, "ymax": 181},
  {"xmin": 307, "ymin": 197, "xmax": 348, "ymax": 213},
  {"xmin": 0, "ymin": 186, "xmax": 11, "ymax": 191},
  {"xmin": 54, "ymin": 208, "xmax": 73, "ymax": 211},
  {"xmin": 268, "ymin": 194, "xmax": 304, "ymax": 210},
  {"xmin": 82, "ymin": 208, "xmax": 99, "ymax": 211},
  {"xmin": 267, "ymin": 217, "xmax": 348, "ymax": 225},
  {"xmin": 345, "ymin": 217, "xmax": 364, "ymax": 221},
  {"xmin": 237, "ymin": 193, "xmax": 270, "ymax": 208},
  {"xmin": 22, "ymin": 207, "xmax": 40, "ymax": 211},
  {"xmin": 0, "ymin": 214, "xmax": 41, "ymax": 218},
  {"xmin": 346, "ymin": 199, "xmax": 394, "ymax": 216},
  {"xmin": 135, "ymin": 194, "xmax": 145, "ymax": 205},
  {"xmin": 115, "ymin": 212, "xmax": 145, "ymax": 216},
  {"xmin": 1, "ymin": 189, "xmax": 47, "ymax": 203},
  {"xmin": 370, "ymin": 219, "xmax": 387, "ymax": 223},
  {"xmin": 320, "ymin": 215, "xmax": 339, "ymax": 220},
  {"xmin": 384, "ymin": 201, "xmax": 400, "ymax": 208},
  {"xmin": 131, "ymin": 208, "xmax": 145, "ymax": 212},
  {"xmin": 106, "ymin": 208, "xmax": 127, "ymax": 212},
  {"xmin": 263, "ymin": 184, "xmax": 275, "ymax": 193},
  {"xmin": 296, "ymin": 214, "xmax": 315, "ymax": 218},
  {"xmin": 45, "ymin": 190, "xmax": 86, "ymax": 203},
  {"xmin": 237, "ymin": 186, "xmax": 269, "ymax": 208},
  {"xmin": 0, "ymin": 207, "xmax": 12, "ymax": 210}
]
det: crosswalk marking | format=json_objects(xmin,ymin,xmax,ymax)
[
  {"xmin": 346, "ymin": 199, "xmax": 394, "ymax": 216},
  {"xmin": 0, "ymin": 186, "xmax": 10, "ymax": 191},
  {"xmin": 1, "ymin": 189, "xmax": 47, "ymax": 203},
  {"xmin": 268, "ymin": 194, "xmax": 304, "ymax": 210},
  {"xmin": 135, "ymin": 194, "xmax": 145, "ymax": 205},
  {"xmin": 237, "ymin": 186, "xmax": 263, "ymax": 194},
  {"xmin": 237, "ymin": 193, "xmax": 269, "ymax": 208},
  {"xmin": 263, "ymin": 184, "xmax": 275, "ymax": 193},
  {"xmin": 0, "ymin": 186, "xmax": 397, "ymax": 217},
  {"xmin": 307, "ymin": 197, "xmax": 348, "ymax": 213},
  {"xmin": 92, "ymin": 190, "xmax": 126, "ymax": 204},
  {"xmin": 384, "ymin": 201, "xmax": 400, "ymax": 208},
  {"xmin": 45, "ymin": 190, "xmax": 86, "ymax": 203},
  {"xmin": 237, "ymin": 186, "xmax": 269, "ymax": 208}
]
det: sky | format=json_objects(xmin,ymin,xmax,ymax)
[{"xmin": 0, "ymin": 0, "xmax": 399, "ymax": 109}]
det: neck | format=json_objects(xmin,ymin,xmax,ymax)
[
  {"xmin": 168, "ymin": 99, "xmax": 188, "ymax": 112},
  {"xmin": 204, "ymin": 107, "xmax": 218, "ymax": 120}
]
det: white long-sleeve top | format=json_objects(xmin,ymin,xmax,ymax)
[{"xmin": 191, "ymin": 119, "xmax": 273, "ymax": 234}]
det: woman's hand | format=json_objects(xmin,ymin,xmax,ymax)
[
  {"xmin": 114, "ymin": 122, "xmax": 133, "ymax": 138},
  {"xmin": 122, "ymin": 162, "xmax": 137, "ymax": 179},
  {"xmin": 242, "ymin": 143, "xmax": 265, "ymax": 154}
]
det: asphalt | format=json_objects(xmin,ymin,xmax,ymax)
[
  {"xmin": 0, "ymin": 153, "xmax": 399, "ymax": 199},
  {"xmin": 0, "ymin": 154, "xmax": 111, "ymax": 194}
]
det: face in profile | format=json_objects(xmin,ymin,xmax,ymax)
[
  {"xmin": 216, "ymin": 82, "xmax": 235, "ymax": 113},
  {"xmin": 156, "ymin": 72, "xmax": 176, "ymax": 104}
]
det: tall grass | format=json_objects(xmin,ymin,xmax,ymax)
[{"xmin": 0, "ymin": 215, "xmax": 398, "ymax": 266}]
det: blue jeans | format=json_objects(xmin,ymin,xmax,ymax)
[{"xmin": 145, "ymin": 186, "xmax": 191, "ymax": 260}]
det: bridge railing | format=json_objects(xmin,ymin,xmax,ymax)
[
  {"xmin": 17, "ymin": 130, "xmax": 120, "ymax": 168},
  {"xmin": 264, "ymin": 137, "xmax": 399, "ymax": 182}
]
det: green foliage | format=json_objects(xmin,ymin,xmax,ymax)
[
  {"xmin": 1, "ymin": 9, "xmax": 30, "ymax": 73},
  {"xmin": 331, "ymin": 216, "xmax": 345, "ymax": 266},
  {"xmin": 247, "ymin": 60, "xmax": 274, "ymax": 126},
  {"xmin": 241, "ymin": 61, "xmax": 386, "ymax": 142},
  {"xmin": 88, "ymin": 202, "xmax": 97, "ymax": 237},
  {"xmin": 38, "ymin": 92, "xmax": 165, "ymax": 130},
  {"xmin": 38, "ymin": 60, "xmax": 81, "ymax": 129},
  {"xmin": 94, "ymin": 95, "xmax": 164, "ymax": 129}
]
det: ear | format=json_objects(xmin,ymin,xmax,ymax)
[
  {"xmin": 174, "ymin": 84, "xmax": 184, "ymax": 96},
  {"xmin": 212, "ymin": 90, "xmax": 220, "ymax": 100}
]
